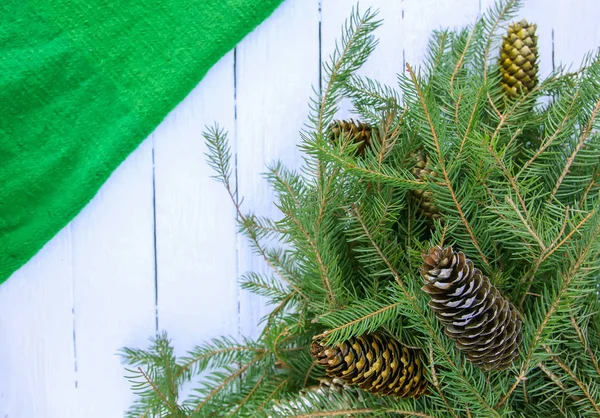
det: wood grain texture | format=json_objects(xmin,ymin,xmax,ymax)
[
  {"xmin": 68, "ymin": 137, "xmax": 156, "ymax": 416},
  {"xmin": 403, "ymin": 0, "xmax": 482, "ymax": 70},
  {"xmin": 0, "ymin": 230, "xmax": 75, "ymax": 418},
  {"xmin": 154, "ymin": 54, "xmax": 238, "ymax": 355},
  {"xmin": 235, "ymin": 0, "xmax": 320, "ymax": 339},
  {"xmin": 1, "ymin": 1, "xmax": 599, "ymax": 416}
]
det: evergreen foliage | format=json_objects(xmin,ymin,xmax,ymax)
[{"xmin": 121, "ymin": 1, "xmax": 600, "ymax": 416}]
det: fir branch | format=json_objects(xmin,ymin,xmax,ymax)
[
  {"xmin": 255, "ymin": 378, "xmax": 290, "ymax": 414},
  {"xmin": 343, "ymin": 76, "xmax": 404, "ymax": 137},
  {"xmin": 312, "ymin": 300, "xmax": 401, "ymax": 344},
  {"xmin": 537, "ymin": 361, "xmax": 568, "ymax": 393},
  {"xmin": 517, "ymin": 208, "xmax": 597, "ymax": 306},
  {"xmin": 226, "ymin": 373, "xmax": 266, "ymax": 417},
  {"xmin": 204, "ymin": 127, "xmax": 306, "ymax": 300},
  {"xmin": 429, "ymin": 345, "xmax": 460, "ymax": 418},
  {"xmin": 137, "ymin": 367, "xmax": 180, "ymax": 413},
  {"xmin": 487, "ymin": 140, "xmax": 531, "ymax": 221},
  {"xmin": 499, "ymin": 128, "xmax": 522, "ymax": 159},
  {"xmin": 316, "ymin": 7, "xmax": 379, "ymax": 134},
  {"xmin": 481, "ymin": 0, "xmax": 521, "ymax": 81},
  {"xmin": 177, "ymin": 341, "xmax": 265, "ymax": 378},
  {"xmin": 204, "ymin": 124, "xmax": 233, "ymax": 186},
  {"xmin": 302, "ymin": 361, "xmax": 318, "ymax": 388},
  {"xmin": 488, "ymin": 83, "xmax": 539, "ymax": 146},
  {"xmin": 261, "ymin": 292, "xmax": 297, "ymax": 335},
  {"xmin": 240, "ymin": 272, "xmax": 291, "ymax": 301},
  {"xmin": 453, "ymin": 87, "xmax": 484, "ymax": 164},
  {"xmin": 539, "ymin": 209, "xmax": 596, "ymax": 264},
  {"xmin": 314, "ymin": 117, "xmax": 357, "ymax": 233},
  {"xmin": 494, "ymin": 373, "xmax": 526, "ymax": 410},
  {"xmin": 516, "ymin": 92, "xmax": 580, "ymax": 178},
  {"xmin": 580, "ymin": 169, "xmax": 600, "ymax": 207},
  {"xmin": 271, "ymin": 165, "xmax": 337, "ymax": 307},
  {"xmin": 570, "ymin": 315, "xmax": 600, "ymax": 378},
  {"xmin": 428, "ymin": 29, "xmax": 450, "ymax": 77},
  {"xmin": 376, "ymin": 107, "xmax": 403, "ymax": 167},
  {"xmin": 191, "ymin": 353, "xmax": 265, "ymax": 413},
  {"xmin": 307, "ymin": 8, "xmax": 382, "ymax": 257},
  {"xmin": 505, "ymin": 196, "xmax": 545, "ymax": 251},
  {"xmin": 406, "ymin": 63, "xmax": 490, "ymax": 267},
  {"xmin": 551, "ymin": 97, "xmax": 600, "ymax": 199},
  {"xmin": 501, "ymin": 219, "xmax": 600, "ymax": 406},
  {"xmin": 287, "ymin": 410, "xmax": 435, "ymax": 418},
  {"xmin": 315, "ymin": 148, "xmax": 421, "ymax": 189},
  {"xmin": 547, "ymin": 205, "xmax": 571, "ymax": 251},
  {"xmin": 450, "ymin": 23, "xmax": 477, "ymax": 88},
  {"xmin": 345, "ymin": 74, "xmax": 401, "ymax": 110},
  {"xmin": 312, "ymin": 6, "xmax": 382, "ymax": 179},
  {"xmin": 350, "ymin": 205, "xmax": 411, "ymax": 296},
  {"xmin": 121, "ymin": 332, "xmax": 187, "ymax": 417},
  {"xmin": 544, "ymin": 346, "xmax": 600, "ymax": 415}
]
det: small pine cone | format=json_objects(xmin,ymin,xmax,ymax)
[
  {"xmin": 273, "ymin": 378, "xmax": 355, "ymax": 417},
  {"xmin": 301, "ymin": 377, "xmax": 349, "ymax": 397},
  {"xmin": 420, "ymin": 246, "xmax": 522, "ymax": 371},
  {"xmin": 317, "ymin": 377, "xmax": 349, "ymax": 394},
  {"xmin": 499, "ymin": 20, "xmax": 538, "ymax": 99},
  {"xmin": 409, "ymin": 152, "xmax": 441, "ymax": 220},
  {"xmin": 311, "ymin": 333, "xmax": 428, "ymax": 398},
  {"xmin": 329, "ymin": 119, "xmax": 378, "ymax": 157}
]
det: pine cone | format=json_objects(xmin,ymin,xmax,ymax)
[
  {"xmin": 420, "ymin": 246, "xmax": 522, "ymax": 371},
  {"xmin": 499, "ymin": 20, "xmax": 538, "ymax": 99},
  {"xmin": 316, "ymin": 377, "xmax": 349, "ymax": 393},
  {"xmin": 311, "ymin": 333, "xmax": 428, "ymax": 398},
  {"xmin": 329, "ymin": 119, "xmax": 378, "ymax": 157},
  {"xmin": 302, "ymin": 377, "xmax": 349, "ymax": 397},
  {"xmin": 409, "ymin": 152, "xmax": 441, "ymax": 220},
  {"xmin": 271, "ymin": 378, "xmax": 355, "ymax": 417}
]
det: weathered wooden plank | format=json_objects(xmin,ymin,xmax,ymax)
[
  {"xmin": 235, "ymin": 0, "xmax": 321, "ymax": 338},
  {"xmin": 0, "ymin": 231, "xmax": 76, "ymax": 418},
  {"xmin": 403, "ymin": 0, "xmax": 482, "ymax": 71},
  {"xmin": 550, "ymin": 1, "xmax": 600, "ymax": 69},
  {"xmin": 68, "ymin": 138, "xmax": 156, "ymax": 416},
  {"xmin": 154, "ymin": 55, "xmax": 238, "ymax": 355}
]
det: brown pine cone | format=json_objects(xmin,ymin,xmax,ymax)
[
  {"xmin": 409, "ymin": 152, "xmax": 441, "ymax": 221},
  {"xmin": 329, "ymin": 119, "xmax": 378, "ymax": 157},
  {"xmin": 420, "ymin": 246, "xmax": 522, "ymax": 371},
  {"xmin": 311, "ymin": 333, "xmax": 428, "ymax": 398}
]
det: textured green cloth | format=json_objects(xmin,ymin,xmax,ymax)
[{"xmin": 0, "ymin": 0, "xmax": 283, "ymax": 284}]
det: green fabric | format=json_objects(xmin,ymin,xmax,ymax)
[{"xmin": 0, "ymin": 0, "xmax": 283, "ymax": 284}]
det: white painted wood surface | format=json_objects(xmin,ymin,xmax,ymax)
[{"xmin": 1, "ymin": 1, "xmax": 599, "ymax": 416}]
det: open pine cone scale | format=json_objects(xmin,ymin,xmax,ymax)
[
  {"xmin": 311, "ymin": 333, "xmax": 427, "ymax": 398},
  {"xmin": 421, "ymin": 246, "xmax": 522, "ymax": 370}
]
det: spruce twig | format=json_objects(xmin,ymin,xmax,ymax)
[
  {"xmin": 406, "ymin": 63, "xmax": 490, "ymax": 268},
  {"xmin": 544, "ymin": 346, "xmax": 600, "ymax": 414}
]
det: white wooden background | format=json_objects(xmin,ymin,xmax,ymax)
[{"xmin": 1, "ymin": 1, "xmax": 599, "ymax": 416}]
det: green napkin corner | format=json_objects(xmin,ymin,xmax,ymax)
[{"xmin": 0, "ymin": 0, "xmax": 284, "ymax": 284}]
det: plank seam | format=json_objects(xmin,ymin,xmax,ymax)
[
  {"xmin": 402, "ymin": 0, "xmax": 406, "ymax": 71},
  {"xmin": 152, "ymin": 135, "xmax": 159, "ymax": 333},
  {"xmin": 551, "ymin": 28, "xmax": 555, "ymax": 71},
  {"xmin": 233, "ymin": 46, "xmax": 242, "ymax": 344},
  {"xmin": 318, "ymin": 0, "xmax": 322, "ymax": 95},
  {"xmin": 69, "ymin": 224, "xmax": 79, "ymax": 389}
]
